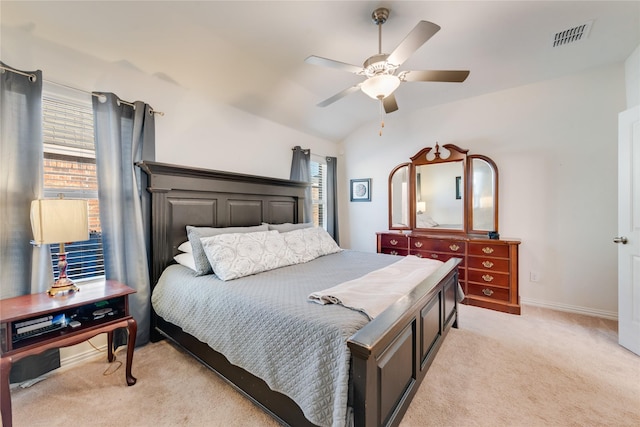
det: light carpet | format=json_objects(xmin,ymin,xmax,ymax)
[{"xmin": 8, "ymin": 304, "xmax": 640, "ymax": 427}]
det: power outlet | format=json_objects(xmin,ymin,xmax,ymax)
[{"xmin": 530, "ymin": 271, "xmax": 541, "ymax": 282}]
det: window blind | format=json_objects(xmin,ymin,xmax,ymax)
[{"xmin": 42, "ymin": 93, "xmax": 105, "ymax": 281}]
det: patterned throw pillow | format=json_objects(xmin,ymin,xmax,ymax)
[
  {"xmin": 186, "ymin": 224, "xmax": 269, "ymax": 276},
  {"xmin": 282, "ymin": 226, "xmax": 341, "ymax": 263},
  {"xmin": 200, "ymin": 230, "xmax": 300, "ymax": 281}
]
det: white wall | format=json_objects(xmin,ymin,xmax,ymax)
[
  {"xmin": 339, "ymin": 63, "xmax": 626, "ymax": 318},
  {"xmin": 1, "ymin": 26, "xmax": 338, "ymax": 179},
  {"xmin": 626, "ymin": 44, "xmax": 640, "ymax": 108}
]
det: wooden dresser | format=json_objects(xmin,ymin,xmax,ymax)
[{"xmin": 378, "ymin": 232, "xmax": 521, "ymax": 314}]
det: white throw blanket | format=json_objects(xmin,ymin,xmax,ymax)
[{"xmin": 308, "ymin": 255, "xmax": 444, "ymax": 319}]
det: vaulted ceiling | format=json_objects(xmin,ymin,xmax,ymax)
[{"xmin": 2, "ymin": 1, "xmax": 639, "ymax": 142}]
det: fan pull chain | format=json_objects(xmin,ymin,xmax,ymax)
[{"xmin": 379, "ymin": 98, "xmax": 385, "ymax": 136}]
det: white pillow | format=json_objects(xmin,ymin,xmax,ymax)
[
  {"xmin": 177, "ymin": 241, "xmax": 192, "ymax": 253},
  {"xmin": 187, "ymin": 224, "xmax": 269, "ymax": 276},
  {"xmin": 281, "ymin": 226, "xmax": 341, "ymax": 263},
  {"xmin": 310, "ymin": 227, "xmax": 342, "ymax": 256},
  {"xmin": 265, "ymin": 222, "xmax": 314, "ymax": 232},
  {"xmin": 173, "ymin": 252, "xmax": 196, "ymax": 271},
  {"xmin": 200, "ymin": 230, "xmax": 300, "ymax": 281}
]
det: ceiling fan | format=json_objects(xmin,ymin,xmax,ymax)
[{"xmin": 305, "ymin": 7, "xmax": 470, "ymax": 116}]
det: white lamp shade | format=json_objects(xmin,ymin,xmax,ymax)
[
  {"xmin": 30, "ymin": 199, "xmax": 89, "ymax": 245},
  {"xmin": 360, "ymin": 74, "xmax": 401, "ymax": 100}
]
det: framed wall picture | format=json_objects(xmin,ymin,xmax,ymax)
[{"xmin": 350, "ymin": 178, "xmax": 371, "ymax": 202}]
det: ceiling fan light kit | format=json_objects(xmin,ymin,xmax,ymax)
[
  {"xmin": 305, "ymin": 7, "xmax": 470, "ymax": 134},
  {"xmin": 361, "ymin": 74, "xmax": 401, "ymax": 100}
]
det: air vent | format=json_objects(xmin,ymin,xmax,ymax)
[{"xmin": 552, "ymin": 20, "xmax": 593, "ymax": 47}]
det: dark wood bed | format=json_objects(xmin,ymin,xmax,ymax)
[{"xmin": 138, "ymin": 160, "xmax": 460, "ymax": 427}]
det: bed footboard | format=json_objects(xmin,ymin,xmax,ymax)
[{"xmin": 348, "ymin": 257, "xmax": 460, "ymax": 427}]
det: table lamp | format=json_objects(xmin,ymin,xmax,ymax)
[{"xmin": 30, "ymin": 197, "xmax": 89, "ymax": 296}]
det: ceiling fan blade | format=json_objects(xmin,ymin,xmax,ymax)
[
  {"xmin": 383, "ymin": 94, "xmax": 398, "ymax": 113},
  {"xmin": 386, "ymin": 21, "xmax": 441, "ymax": 66},
  {"xmin": 305, "ymin": 55, "xmax": 363, "ymax": 74},
  {"xmin": 317, "ymin": 84, "xmax": 361, "ymax": 107},
  {"xmin": 402, "ymin": 70, "xmax": 470, "ymax": 83}
]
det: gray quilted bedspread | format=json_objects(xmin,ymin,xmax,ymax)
[{"xmin": 151, "ymin": 250, "xmax": 399, "ymax": 427}]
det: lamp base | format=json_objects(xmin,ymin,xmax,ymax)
[{"xmin": 47, "ymin": 278, "xmax": 79, "ymax": 296}]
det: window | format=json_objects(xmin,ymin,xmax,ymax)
[
  {"xmin": 310, "ymin": 155, "xmax": 327, "ymax": 229},
  {"xmin": 42, "ymin": 85, "xmax": 104, "ymax": 282}
]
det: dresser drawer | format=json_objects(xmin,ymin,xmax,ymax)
[
  {"xmin": 411, "ymin": 250, "xmax": 463, "ymax": 263},
  {"xmin": 410, "ymin": 237, "xmax": 466, "ymax": 254},
  {"xmin": 467, "ymin": 269, "xmax": 510, "ymax": 287},
  {"xmin": 467, "ymin": 283, "xmax": 510, "ymax": 302},
  {"xmin": 468, "ymin": 242, "xmax": 510, "ymax": 258},
  {"xmin": 467, "ymin": 257, "xmax": 510, "ymax": 273},
  {"xmin": 380, "ymin": 234, "xmax": 408, "ymax": 249},
  {"xmin": 380, "ymin": 247, "xmax": 409, "ymax": 256}
]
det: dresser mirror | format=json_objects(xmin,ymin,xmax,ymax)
[
  {"xmin": 468, "ymin": 155, "xmax": 498, "ymax": 233},
  {"xmin": 388, "ymin": 144, "xmax": 498, "ymax": 235},
  {"xmin": 389, "ymin": 163, "xmax": 411, "ymax": 229},
  {"xmin": 415, "ymin": 161, "xmax": 465, "ymax": 230}
]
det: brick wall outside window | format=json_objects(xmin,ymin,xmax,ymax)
[{"xmin": 43, "ymin": 154, "xmax": 101, "ymax": 232}]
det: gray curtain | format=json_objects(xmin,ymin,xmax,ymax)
[
  {"xmin": 0, "ymin": 62, "xmax": 59, "ymax": 382},
  {"xmin": 92, "ymin": 93, "xmax": 155, "ymax": 347},
  {"xmin": 326, "ymin": 156, "xmax": 339, "ymax": 243},
  {"xmin": 290, "ymin": 146, "xmax": 312, "ymax": 223}
]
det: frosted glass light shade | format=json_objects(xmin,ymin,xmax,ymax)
[
  {"xmin": 360, "ymin": 74, "xmax": 401, "ymax": 100},
  {"xmin": 30, "ymin": 199, "xmax": 89, "ymax": 244}
]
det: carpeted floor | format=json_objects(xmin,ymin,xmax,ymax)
[{"xmin": 8, "ymin": 304, "xmax": 640, "ymax": 427}]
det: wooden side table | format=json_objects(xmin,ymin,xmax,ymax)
[{"xmin": 0, "ymin": 280, "xmax": 137, "ymax": 427}]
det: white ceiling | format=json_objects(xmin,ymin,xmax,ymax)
[{"xmin": 2, "ymin": 1, "xmax": 639, "ymax": 142}]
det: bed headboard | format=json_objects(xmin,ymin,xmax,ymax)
[{"xmin": 137, "ymin": 161, "xmax": 309, "ymax": 287}]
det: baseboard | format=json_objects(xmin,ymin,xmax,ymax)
[
  {"xmin": 521, "ymin": 297, "xmax": 618, "ymax": 321},
  {"xmin": 58, "ymin": 343, "xmax": 107, "ymax": 372},
  {"xmin": 12, "ymin": 342, "xmax": 107, "ymax": 390}
]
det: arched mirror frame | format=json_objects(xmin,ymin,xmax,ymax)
[
  {"xmin": 467, "ymin": 154, "xmax": 499, "ymax": 235},
  {"xmin": 388, "ymin": 162, "xmax": 411, "ymax": 230},
  {"xmin": 387, "ymin": 143, "xmax": 499, "ymax": 235}
]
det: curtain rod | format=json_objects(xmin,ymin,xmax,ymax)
[{"xmin": 0, "ymin": 64, "xmax": 164, "ymax": 116}]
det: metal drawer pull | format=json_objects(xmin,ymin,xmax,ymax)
[
  {"xmin": 482, "ymin": 247, "xmax": 494, "ymax": 254},
  {"xmin": 390, "ymin": 239, "xmax": 398, "ymax": 245},
  {"xmin": 482, "ymin": 274, "xmax": 494, "ymax": 282},
  {"xmin": 431, "ymin": 254, "xmax": 439, "ymax": 259},
  {"xmin": 416, "ymin": 253, "xmax": 423, "ymax": 258},
  {"xmin": 482, "ymin": 288, "xmax": 494, "ymax": 296},
  {"xmin": 482, "ymin": 261, "xmax": 494, "ymax": 268},
  {"xmin": 390, "ymin": 250, "xmax": 398, "ymax": 255},
  {"xmin": 449, "ymin": 244, "xmax": 460, "ymax": 251},
  {"xmin": 414, "ymin": 241, "xmax": 423, "ymax": 248}
]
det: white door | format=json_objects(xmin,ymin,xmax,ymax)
[{"xmin": 618, "ymin": 106, "xmax": 640, "ymax": 356}]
